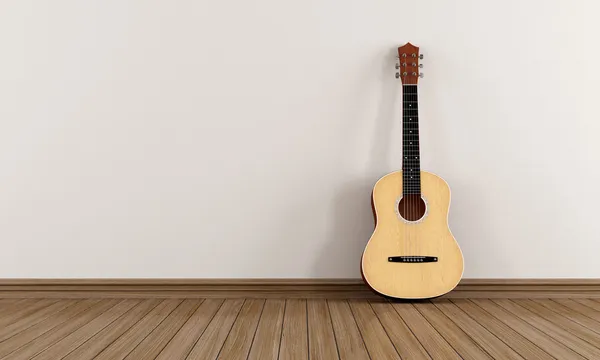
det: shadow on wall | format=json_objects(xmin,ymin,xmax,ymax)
[{"xmin": 313, "ymin": 48, "xmax": 399, "ymax": 278}]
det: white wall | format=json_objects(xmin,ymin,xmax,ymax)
[{"xmin": 1, "ymin": 1, "xmax": 599, "ymax": 278}]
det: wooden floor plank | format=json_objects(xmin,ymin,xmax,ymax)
[
  {"xmin": 0, "ymin": 300, "xmax": 99, "ymax": 359},
  {"xmin": 433, "ymin": 300, "xmax": 523, "ymax": 359},
  {"xmin": 574, "ymin": 298, "xmax": 600, "ymax": 312},
  {"xmin": 2, "ymin": 296, "xmax": 598, "ymax": 360},
  {"xmin": 0, "ymin": 300, "xmax": 57, "ymax": 329},
  {"xmin": 472, "ymin": 299, "xmax": 585, "ymax": 360},
  {"xmin": 278, "ymin": 299, "xmax": 308, "ymax": 360},
  {"xmin": 328, "ymin": 300, "xmax": 370, "ymax": 360},
  {"xmin": 217, "ymin": 299, "xmax": 265, "ymax": 360},
  {"xmin": 517, "ymin": 299, "xmax": 600, "ymax": 347},
  {"xmin": 93, "ymin": 299, "xmax": 182, "ymax": 360},
  {"xmin": 0, "ymin": 299, "xmax": 17, "ymax": 307},
  {"xmin": 186, "ymin": 299, "xmax": 245, "ymax": 360},
  {"xmin": 31, "ymin": 299, "xmax": 139, "ymax": 360},
  {"xmin": 247, "ymin": 299, "xmax": 285, "ymax": 360},
  {"xmin": 0, "ymin": 300, "xmax": 76, "ymax": 342},
  {"xmin": 349, "ymin": 300, "xmax": 399, "ymax": 360},
  {"xmin": 307, "ymin": 299, "xmax": 340, "ymax": 360},
  {"xmin": 562, "ymin": 298, "xmax": 600, "ymax": 322},
  {"xmin": 493, "ymin": 299, "xmax": 600, "ymax": 359},
  {"xmin": 413, "ymin": 302, "xmax": 492, "ymax": 360},
  {"xmin": 123, "ymin": 299, "xmax": 201, "ymax": 360},
  {"xmin": 392, "ymin": 302, "xmax": 460, "ymax": 360},
  {"xmin": 451, "ymin": 299, "xmax": 553, "ymax": 360},
  {"xmin": 370, "ymin": 301, "xmax": 430, "ymax": 360},
  {"xmin": 2, "ymin": 299, "xmax": 119, "ymax": 360},
  {"xmin": 537, "ymin": 299, "xmax": 600, "ymax": 334},
  {"xmin": 62, "ymin": 299, "xmax": 161, "ymax": 360},
  {"xmin": 0, "ymin": 299, "xmax": 35, "ymax": 318},
  {"xmin": 155, "ymin": 299, "xmax": 223, "ymax": 360}
]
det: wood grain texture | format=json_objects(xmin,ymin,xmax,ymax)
[
  {"xmin": 370, "ymin": 301, "xmax": 430, "ymax": 359},
  {"xmin": 493, "ymin": 299, "xmax": 600, "ymax": 359},
  {"xmin": 0, "ymin": 299, "xmax": 100, "ymax": 359},
  {"xmin": 278, "ymin": 299, "xmax": 308, "ymax": 360},
  {"xmin": 414, "ymin": 301, "xmax": 492, "ymax": 359},
  {"xmin": 391, "ymin": 302, "xmax": 460, "ymax": 359},
  {"xmin": 0, "ymin": 299, "xmax": 34, "ymax": 318},
  {"xmin": 2, "ymin": 297, "xmax": 600, "ymax": 360},
  {"xmin": 349, "ymin": 300, "xmax": 399, "ymax": 359},
  {"xmin": 472, "ymin": 299, "xmax": 585, "ymax": 360},
  {"xmin": 247, "ymin": 299, "xmax": 285, "ymax": 360},
  {"xmin": 186, "ymin": 299, "xmax": 244, "ymax": 360},
  {"xmin": 62, "ymin": 299, "xmax": 161, "ymax": 360},
  {"xmin": 154, "ymin": 299, "xmax": 223, "ymax": 360},
  {"xmin": 0, "ymin": 300, "xmax": 57, "ymax": 329},
  {"xmin": 124, "ymin": 299, "xmax": 201, "ymax": 360},
  {"xmin": 1, "ymin": 278, "xmax": 600, "ymax": 298},
  {"xmin": 307, "ymin": 299, "xmax": 339, "ymax": 360},
  {"xmin": 537, "ymin": 299, "xmax": 600, "ymax": 334},
  {"xmin": 574, "ymin": 298, "xmax": 600, "ymax": 311},
  {"xmin": 515, "ymin": 299, "xmax": 600, "ymax": 348},
  {"xmin": 0, "ymin": 300, "xmax": 75, "ymax": 343},
  {"xmin": 2, "ymin": 299, "xmax": 119, "ymax": 360},
  {"xmin": 433, "ymin": 299, "xmax": 523, "ymax": 359},
  {"xmin": 94, "ymin": 299, "xmax": 182, "ymax": 360},
  {"xmin": 450, "ymin": 299, "xmax": 553, "ymax": 359},
  {"xmin": 362, "ymin": 171, "xmax": 464, "ymax": 299},
  {"xmin": 328, "ymin": 300, "xmax": 370, "ymax": 360},
  {"xmin": 217, "ymin": 299, "xmax": 265, "ymax": 360},
  {"xmin": 31, "ymin": 299, "xmax": 139, "ymax": 360}
]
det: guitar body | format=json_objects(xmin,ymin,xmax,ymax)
[{"xmin": 361, "ymin": 170, "xmax": 464, "ymax": 299}]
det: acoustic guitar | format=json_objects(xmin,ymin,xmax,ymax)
[{"xmin": 361, "ymin": 43, "xmax": 464, "ymax": 299}]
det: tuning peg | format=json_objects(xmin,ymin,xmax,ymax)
[
  {"xmin": 419, "ymin": 64, "xmax": 423, "ymax": 68},
  {"xmin": 395, "ymin": 64, "xmax": 400, "ymax": 69},
  {"xmin": 419, "ymin": 54, "xmax": 424, "ymax": 59},
  {"xmin": 395, "ymin": 73, "xmax": 400, "ymax": 79},
  {"xmin": 419, "ymin": 73, "xmax": 424, "ymax": 78}
]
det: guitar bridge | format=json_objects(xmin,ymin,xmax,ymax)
[{"xmin": 388, "ymin": 256, "xmax": 438, "ymax": 263}]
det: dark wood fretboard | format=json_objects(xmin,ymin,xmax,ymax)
[{"xmin": 402, "ymin": 85, "xmax": 421, "ymax": 195}]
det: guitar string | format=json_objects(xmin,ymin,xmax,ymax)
[
  {"xmin": 402, "ymin": 71, "xmax": 407, "ymax": 257},
  {"xmin": 400, "ymin": 70, "xmax": 410, "ymax": 256},
  {"xmin": 404, "ymin": 75, "xmax": 415, "ymax": 256},
  {"xmin": 409, "ymin": 80, "xmax": 413, "ymax": 255},
  {"xmin": 406, "ymin": 80, "xmax": 411, "ymax": 256},
  {"xmin": 405, "ymin": 76, "xmax": 419, "ymax": 258},
  {"xmin": 410, "ymin": 82, "xmax": 414, "ymax": 257},
  {"xmin": 405, "ymin": 78, "xmax": 412, "ymax": 256},
  {"xmin": 404, "ymin": 75, "xmax": 410, "ymax": 257},
  {"xmin": 406, "ymin": 75, "xmax": 410, "ymax": 257},
  {"xmin": 414, "ymin": 82, "xmax": 418, "ymax": 257}
]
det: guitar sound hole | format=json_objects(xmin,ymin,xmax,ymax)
[{"xmin": 398, "ymin": 195, "xmax": 427, "ymax": 222}]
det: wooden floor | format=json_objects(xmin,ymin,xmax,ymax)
[{"xmin": 1, "ymin": 298, "xmax": 600, "ymax": 359}]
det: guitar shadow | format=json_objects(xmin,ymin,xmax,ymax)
[{"xmin": 312, "ymin": 48, "xmax": 399, "ymax": 278}]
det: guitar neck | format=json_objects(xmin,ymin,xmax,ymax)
[{"xmin": 402, "ymin": 84, "xmax": 421, "ymax": 195}]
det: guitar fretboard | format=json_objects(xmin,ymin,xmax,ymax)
[{"xmin": 402, "ymin": 85, "xmax": 421, "ymax": 195}]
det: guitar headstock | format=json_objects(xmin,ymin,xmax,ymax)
[{"xmin": 395, "ymin": 42, "xmax": 423, "ymax": 84}]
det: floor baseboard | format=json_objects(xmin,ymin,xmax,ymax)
[{"xmin": 0, "ymin": 278, "xmax": 598, "ymax": 299}]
